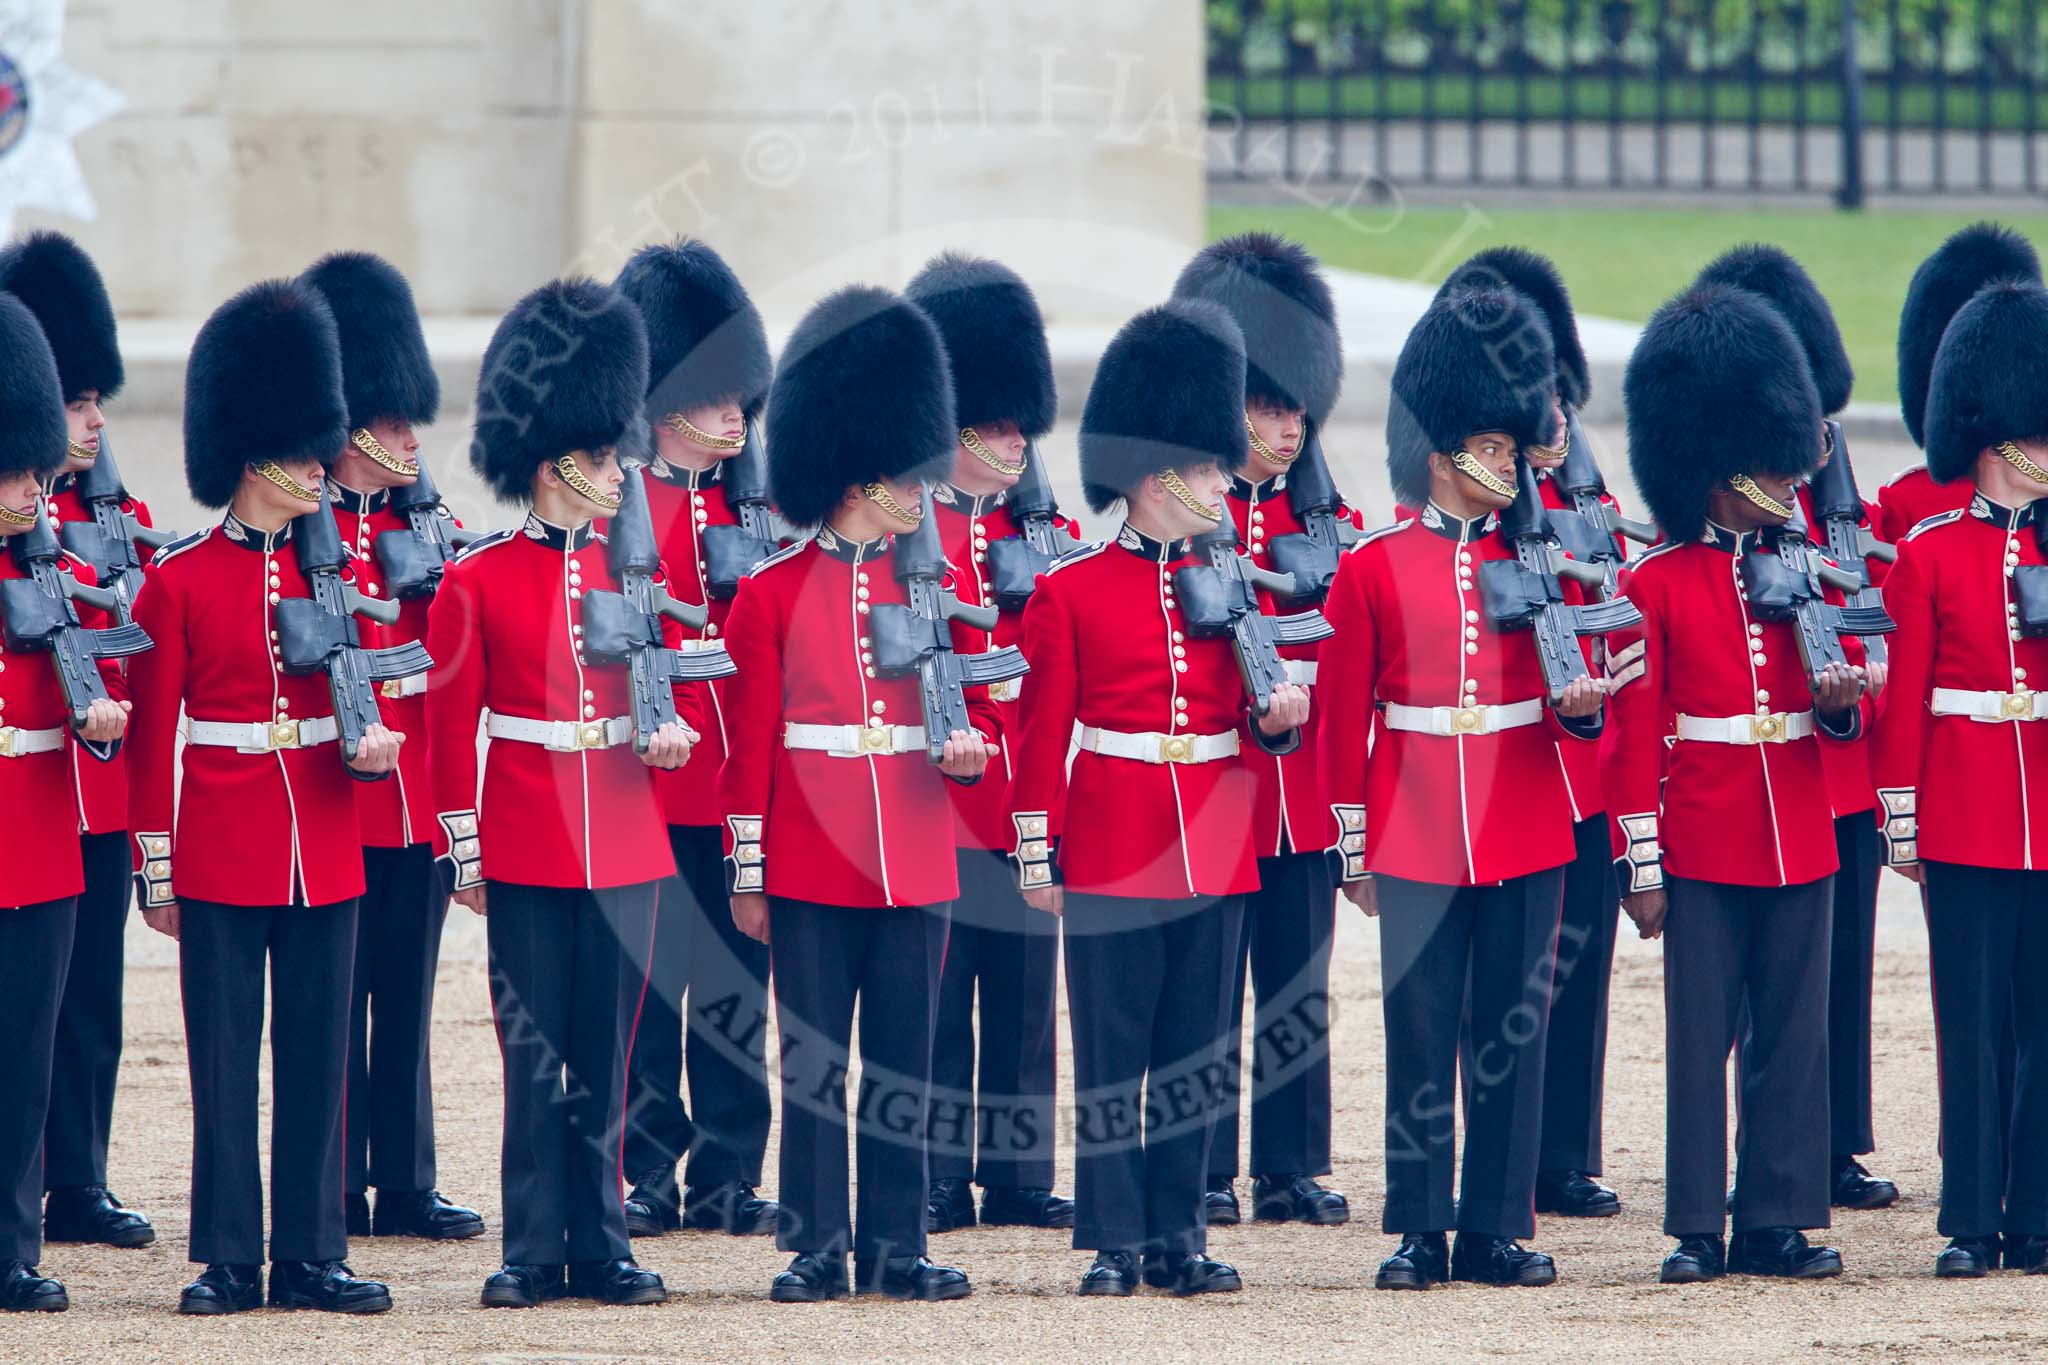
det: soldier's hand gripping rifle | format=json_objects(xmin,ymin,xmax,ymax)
[
  {"xmin": 1740, "ymin": 524, "xmax": 1896, "ymax": 692},
  {"xmin": 56, "ymin": 432, "xmax": 176, "ymax": 624},
  {"xmin": 377, "ymin": 460, "xmax": 479, "ymax": 600},
  {"xmin": 700, "ymin": 425, "xmax": 796, "ymax": 599},
  {"xmin": 1477, "ymin": 458, "xmax": 1643, "ymax": 706},
  {"xmin": 869, "ymin": 485, "xmax": 1028, "ymax": 773},
  {"xmin": 274, "ymin": 493, "xmax": 433, "ymax": 778},
  {"xmin": 1544, "ymin": 407, "xmax": 1658, "ymax": 598},
  {"xmin": 985, "ymin": 440, "xmax": 1081, "ymax": 613},
  {"xmin": 1805, "ymin": 419, "xmax": 1896, "ymax": 665},
  {"xmin": 1172, "ymin": 519, "xmax": 1333, "ymax": 717},
  {"xmin": 581, "ymin": 463, "xmax": 738, "ymax": 754},
  {"xmin": 1, "ymin": 504, "xmax": 152, "ymax": 761},
  {"xmin": 1263, "ymin": 421, "xmax": 1362, "ymax": 608}
]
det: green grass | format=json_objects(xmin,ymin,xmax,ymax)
[{"xmin": 1209, "ymin": 202, "xmax": 2048, "ymax": 403}]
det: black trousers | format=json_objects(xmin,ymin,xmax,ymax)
[
  {"xmin": 1065, "ymin": 892, "xmax": 1243, "ymax": 1256},
  {"xmin": 345, "ymin": 842, "xmax": 446, "ymax": 1196},
  {"xmin": 930, "ymin": 848, "xmax": 1060, "ymax": 1188},
  {"xmin": 1663, "ymin": 875, "xmax": 1832, "ymax": 1237},
  {"xmin": 181, "ymin": 898, "xmax": 358, "ymax": 1265},
  {"xmin": 1379, "ymin": 870, "xmax": 1561, "ymax": 1240},
  {"xmin": 1535, "ymin": 815, "xmax": 1621, "ymax": 1174},
  {"xmin": 487, "ymin": 880, "xmax": 655, "ymax": 1267},
  {"xmin": 1, "ymin": 899, "xmax": 75, "ymax": 1263},
  {"xmin": 622, "ymin": 824, "xmax": 772, "ymax": 1196},
  {"xmin": 1209, "ymin": 850, "xmax": 1337, "ymax": 1183},
  {"xmin": 1826, "ymin": 814, "xmax": 1882, "ymax": 1157},
  {"xmin": 1923, "ymin": 862, "xmax": 2048, "ymax": 1237},
  {"xmin": 44, "ymin": 831, "xmax": 131, "ymax": 1191},
  {"xmin": 768, "ymin": 897, "xmax": 949, "ymax": 1262}
]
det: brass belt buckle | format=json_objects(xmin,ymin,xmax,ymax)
[
  {"xmin": 2004, "ymin": 689, "xmax": 2034, "ymax": 720},
  {"xmin": 0, "ymin": 726, "xmax": 17, "ymax": 758},
  {"xmin": 860, "ymin": 725, "xmax": 893, "ymax": 754},
  {"xmin": 1158, "ymin": 733, "xmax": 1195, "ymax": 764},
  {"xmin": 1450, "ymin": 706, "xmax": 1485, "ymax": 735},
  {"xmin": 269, "ymin": 719, "xmax": 303, "ymax": 750},
  {"xmin": 575, "ymin": 721, "xmax": 607, "ymax": 750},
  {"xmin": 381, "ymin": 679, "xmax": 404, "ymax": 699},
  {"xmin": 1749, "ymin": 712, "xmax": 1784, "ymax": 743}
]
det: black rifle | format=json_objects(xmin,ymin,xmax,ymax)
[
  {"xmin": 986, "ymin": 439, "xmax": 1082, "ymax": 612},
  {"xmin": 1173, "ymin": 519, "xmax": 1333, "ymax": 716},
  {"xmin": 700, "ymin": 426, "xmax": 796, "ymax": 599},
  {"xmin": 1740, "ymin": 524, "xmax": 1896, "ymax": 691},
  {"xmin": 55, "ymin": 432, "xmax": 176, "ymax": 623},
  {"xmin": 581, "ymin": 464, "xmax": 738, "ymax": 754},
  {"xmin": 869, "ymin": 485, "xmax": 1029, "ymax": 770},
  {"xmin": 1545, "ymin": 407, "xmax": 1658, "ymax": 597},
  {"xmin": 1478, "ymin": 459, "xmax": 1644, "ymax": 706},
  {"xmin": 1263, "ymin": 421, "xmax": 1363, "ymax": 608},
  {"xmin": 1805, "ymin": 419, "xmax": 1897, "ymax": 665},
  {"xmin": 2, "ymin": 504, "xmax": 152, "ymax": 761},
  {"xmin": 275, "ymin": 494, "xmax": 433, "ymax": 777},
  {"xmin": 376, "ymin": 461, "xmax": 479, "ymax": 600}
]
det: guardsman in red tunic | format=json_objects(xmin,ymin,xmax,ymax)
[
  {"xmin": 1014, "ymin": 298, "xmax": 1307, "ymax": 1298},
  {"xmin": 1170, "ymin": 233, "xmax": 1352, "ymax": 1229},
  {"xmin": 298, "ymin": 253, "xmax": 484, "ymax": 1245},
  {"xmin": 722, "ymin": 286, "xmax": 992, "ymax": 1305},
  {"xmin": 1872, "ymin": 276, "xmax": 2048, "ymax": 1278},
  {"xmin": 905, "ymin": 252, "xmax": 1075, "ymax": 1235},
  {"xmin": 1606, "ymin": 282, "xmax": 1866, "ymax": 1285},
  {"xmin": 0, "ymin": 230, "xmax": 158, "ymax": 1251},
  {"xmin": 428, "ymin": 278, "xmax": 693, "ymax": 1310},
  {"xmin": 130, "ymin": 280, "xmax": 403, "ymax": 1316},
  {"xmin": 1321, "ymin": 284, "xmax": 1603, "ymax": 1292},
  {"xmin": 611, "ymin": 240, "xmax": 780, "ymax": 1241},
  {"xmin": 0, "ymin": 294, "xmax": 129, "ymax": 1313}
]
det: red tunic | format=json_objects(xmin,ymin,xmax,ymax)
[
  {"xmin": 1319, "ymin": 504, "xmax": 1594, "ymax": 888},
  {"xmin": 1871, "ymin": 494, "xmax": 2048, "ymax": 871},
  {"xmin": 717, "ymin": 527, "xmax": 996, "ymax": 908},
  {"xmin": 332, "ymin": 482, "xmax": 437, "ymax": 849},
  {"xmin": 1011, "ymin": 525, "xmax": 1275, "ymax": 900},
  {"xmin": 641, "ymin": 457, "xmax": 738, "ymax": 829},
  {"xmin": 1876, "ymin": 464, "xmax": 1972, "ymax": 547},
  {"xmin": 1600, "ymin": 525, "xmax": 1862, "ymax": 892},
  {"xmin": 127, "ymin": 517, "xmax": 370, "ymax": 908},
  {"xmin": 424, "ymin": 515, "xmax": 688, "ymax": 892}
]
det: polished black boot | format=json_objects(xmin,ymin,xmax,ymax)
[
  {"xmin": 1374, "ymin": 1232, "xmax": 1449, "ymax": 1290},
  {"xmin": 1250, "ymin": 1173, "xmax": 1349, "ymax": 1225},
  {"xmin": 177, "ymin": 1263, "xmax": 263, "ymax": 1315},
  {"xmin": 43, "ymin": 1185, "xmax": 155, "ymax": 1248},
  {"xmin": 857, "ymin": 1255, "xmax": 972, "ymax": 1301},
  {"xmin": 1140, "ymin": 1251, "xmax": 1242, "ymax": 1296},
  {"xmin": 1830, "ymin": 1155, "xmax": 1899, "ymax": 1211},
  {"xmin": 1660, "ymin": 1235, "xmax": 1727, "ymax": 1284},
  {"xmin": 681, "ymin": 1179, "xmax": 778, "ymax": 1235},
  {"xmin": 770, "ymin": 1252, "xmax": 849, "ymax": 1303},
  {"xmin": 0, "ymin": 1261, "xmax": 67, "ymax": 1312},
  {"xmin": 566, "ymin": 1258, "xmax": 667, "ymax": 1305},
  {"xmin": 1935, "ymin": 1236, "xmax": 2001, "ymax": 1278},
  {"xmin": 2006, "ymin": 1233, "xmax": 2048, "ymax": 1274},
  {"xmin": 268, "ymin": 1260, "xmax": 393, "ymax": 1313},
  {"xmin": 372, "ymin": 1189, "xmax": 485, "ymax": 1240},
  {"xmin": 1077, "ymin": 1250, "xmax": 1138, "ymax": 1297},
  {"xmin": 623, "ymin": 1168, "xmax": 681, "ymax": 1238},
  {"xmin": 481, "ymin": 1263, "xmax": 566, "ymax": 1308},
  {"xmin": 926, "ymin": 1176, "xmax": 976, "ymax": 1233},
  {"xmin": 979, "ymin": 1185, "xmax": 1075, "ymax": 1229},
  {"xmin": 1451, "ymin": 1234, "xmax": 1558, "ymax": 1287},
  {"xmin": 1202, "ymin": 1179, "xmax": 1241, "ymax": 1227},
  {"xmin": 1533, "ymin": 1168, "xmax": 1621, "ymax": 1218},
  {"xmin": 1726, "ymin": 1227, "xmax": 1842, "ymax": 1279}
]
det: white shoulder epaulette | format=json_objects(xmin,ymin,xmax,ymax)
[
  {"xmin": 1043, "ymin": 540, "xmax": 1109, "ymax": 575},
  {"xmin": 752, "ymin": 537, "xmax": 812, "ymax": 575},
  {"xmin": 150, "ymin": 527, "xmax": 208, "ymax": 566},
  {"xmin": 1903, "ymin": 508, "xmax": 1966, "ymax": 541},
  {"xmin": 1881, "ymin": 463, "xmax": 1930, "ymax": 490},
  {"xmin": 451, "ymin": 528, "xmax": 517, "ymax": 564},
  {"xmin": 1627, "ymin": 540, "xmax": 1686, "ymax": 569},
  {"xmin": 1346, "ymin": 517, "xmax": 1413, "ymax": 552}
]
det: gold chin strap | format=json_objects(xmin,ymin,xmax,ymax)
[
  {"xmin": 666, "ymin": 412, "xmax": 746, "ymax": 451},
  {"xmin": 1244, "ymin": 414, "xmax": 1300, "ymax": 466},
  {"xmin": 1999, "ymin": 440, "xmax": 2048, "ymax": 484},
  {"xmin": 1156, "ymin": 468, "xmax": 1224, "ymax": 523},
  {"xmin": 1450, "ymin": 450, "xmax": 1517, "ymax": 499},
  {"xmin": 863, "ymin": 481, "xmax": 922, "ymax": 526},
  {"xmin": 554, "ymin": 454, "xmax": 622, "ymax": 511},
  {"xmin": 67, "ymin": 440, "xmax": 99, "ymax": 463},
  {"xmin": 960, "ymin": 426, "xmax": 1026, "ymax": 477},
  {"xmin": 253, "ymin": 460, "xmax": 322, "ymax": 504},
  {"xmin": 351, "ymin": 428, "xmax": 420, "ymax": 477},
  {"xmin": 1729, "ymin": 472, "xmax": 1794, "ymax": 520},
  {"xmin": 1530, "ymin": 417, "xmax": 1570, "ymax": 462},
  {"xmin": 0, "ymin": 501, "xmax": 36, "ymax": 527}
]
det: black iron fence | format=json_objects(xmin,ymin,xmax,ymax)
[{"xmin": 1206, "ymin": 0, "xmax": 2048, "ymax": 200}]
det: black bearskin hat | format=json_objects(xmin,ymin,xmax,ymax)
[
  {"xmin": 0, "ymin": 230, "xmax": 123, "ymax": 402},
  {"xmin": 1899, "ymin": 223, "xmax": 2042, "ymax": 448},
  {"xmin": 297, "ymin": 251, "xmax": 439, "ymax": 433},
  {"xmin": 1386, "ymin": 285, "xmax": 1556, "ymax": 508},
  {"xmin": 1924, "ymin": 278, "xmax": 2048, "ymax": 483},
  {"xmin": 472, "ymin": 277, "xmax": 649, "ymax": 504},
  {"xmin": 904, "ymin": 251, "xmax": 1056, "ymax": 438},
  {"xmin": 1170, "ymin": 231, "xmax": 1341, "ymax": 425},
  {"xmin": 766, "ymin": 285, "xmax": 956, "ymax": 528},
  {"xmin": 1624, "ymin": 281, "xmax": 1822, "ymax": 542},
  {"xmin": 183, "ymin": 280, "xmax": 347, "ymax": 510},
  {"xmin": 1078, "ymin": 298, "xmax": 1247, "ymax": 514},
  {"xmin": 1695, "ymin": 244, "xmax": 1852, "ymax": 415},
  {"xmin": 1437, "ymin": 246, "xmax": 1588, "ymax": 409},
  {"xmin": 613, "ymin": 238, "xmax": 774, "ymax": 423},
  {"xmin": 0, "ymin": 293, "xmax": 66, "ymax": 480}
]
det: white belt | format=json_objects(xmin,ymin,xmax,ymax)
[
  {"xmin": 1282, "ymin": 660, "xmax": 1318, "ymax": 686},
  {"xmin": 1674, "ymin": 710, "xmax": 1816, "ymax": 745},
  {"xmin": 379, "ymin": 672, "xmax": 429, "ymax": 699},
  {"xmin": 0, "ymin": 725, "xmax": 67, "ymax": 758},
  {"xmin": 1076, "ymin": 725, "xmax": 1240, "ymax": 765},
  {"xmin": 678, "ymin": 639, "xmax": 722, "ymax": 653},
  {"xmin": 486, "ymin": 713, "xmax": 634, "ymax": 752},
  {"xmin": 1381, "ymin": 699, "xmax": 1543, "ymax": 737},
  {"xmin": 186, "ymin": 716, "xmax": 341, "ymax": 753},
  {"xmin": 783, "ymin": 721, "xmax": 928, "ymax": 757},
  {"xmin": 1931, "ymin": 687, "xmax": 2048, "ymax": 723}
]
